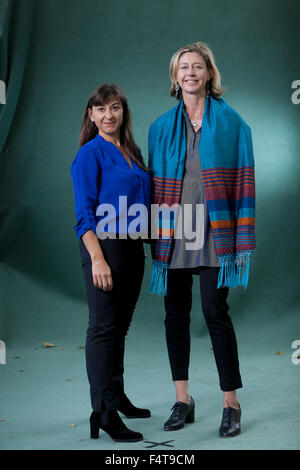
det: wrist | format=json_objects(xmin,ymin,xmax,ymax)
[{"xmin": 91, "ymin": 253, "xmax": 104, "ymax": 263}]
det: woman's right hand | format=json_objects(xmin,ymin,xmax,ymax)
[
  {"xmin": 92, "ymin": 258, "xmax": 113, "ymax": 291},
  {"xmin": 81, "ymin": 230, "xmax": 113, "ymax": 292}
]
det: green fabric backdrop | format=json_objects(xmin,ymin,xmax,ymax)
[{"xmin": 0, "ymin": 0, "xmax": 299, "ymax": 346}]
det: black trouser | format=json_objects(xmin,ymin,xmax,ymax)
[
  {"xmin": 164, "ymin": 266, "xmax": 242, "ymax": 392},
  {"xmin": 79, "ymin": 237, "xmax": 145, "ymax": 412}
]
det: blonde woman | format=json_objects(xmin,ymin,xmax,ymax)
[{"xmin": 148, "ymin": 42, "xmax": 255, "ymax": 437}]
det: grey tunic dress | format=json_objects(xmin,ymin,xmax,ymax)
[{"xmin": 169, "ymin": 108, "xmax": 220, "ymax": 269}]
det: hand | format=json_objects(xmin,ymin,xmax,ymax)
[{"xmin": 92, "ymin": 258, "xmax": 113, "ymax": 291}]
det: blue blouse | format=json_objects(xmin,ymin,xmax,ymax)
[{"xmin": 71, "ymin": 134, "xmax": 151, "ymax": 239}]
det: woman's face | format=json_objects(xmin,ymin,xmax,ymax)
[
  {"xmin": 176, "ymin": 52, "xmax": 212, "ymax": 96},
  {"xmin": 89, "ymin": 96, "xmax": 123, "ymax": 138}
]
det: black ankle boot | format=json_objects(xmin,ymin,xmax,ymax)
[
  {"xmin": 219, "ymin": 404, "xmax": 241, "ymax": 438},
  {"xmin": 164, "ymin": 396, "xmax": 195, "ymax": 431},
  {"xmin": 90, "ymin": 410, "xmax": 144, "ymax": 442},
  {"xmin": 117, "ymin": 394, "xmax": 151, "ymax": 419}
]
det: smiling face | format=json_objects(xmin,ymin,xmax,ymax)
[
  {"xmin": 88, "ymin": 95, "xmax": 123, "ymax": 139},
  {"xmin": 176, "ymin": 52, "xmax": 212, "ymax": 97}
]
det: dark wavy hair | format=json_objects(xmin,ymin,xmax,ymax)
[{"xmin": 79, "ymin": 83, "xmax": 149, "ymax": 171}]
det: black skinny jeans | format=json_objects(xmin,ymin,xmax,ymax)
[
  {"xmin": 164, "ymin": 266, "xmax": 243, "ymax": 392},
  {"xmin": 79, "ymin": 237, "xmax": 145, "ymax": 412}
]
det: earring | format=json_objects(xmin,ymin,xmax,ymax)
[
  {"xmin": 175, "ymin": 83, "xmax": 180, "ymax": 99},
  {"xmin": 206, "ymin": 80, "xmax": 210, "ymax": 95}
]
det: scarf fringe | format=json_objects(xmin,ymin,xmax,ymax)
[
  {"xmin": 148, "ymin": 260, "xmax": 168, "ymax": 296},
  {"xmin": 217, "ymin": 250, "xmax": 254, "ymax": 289},
  {"xmin": 149, "ymin": 250, "xmax": 254, "ymax": 296}
]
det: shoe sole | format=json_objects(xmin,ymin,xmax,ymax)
[
  {"xmin": 219, "ymin": 431, "xmax": 241, "ymax": 438},
  {"xmin": 122, "ymin": 414, "xmax": 151, "ymax": 419},
  {"xmin": 164, "ymin": 424, "xmax": 185, "ymax": 431},
  {"xmin": 164, "ymin": 416, "xmax": 195, "ymax": 431},
  {"xmin": 113, "ymin": 437, "xmax": 144, "ymax": 442}
]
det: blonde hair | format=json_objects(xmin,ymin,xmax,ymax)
[{"xmin": 169, "ymin": 42, "xmax": 226, "ymax": 99}]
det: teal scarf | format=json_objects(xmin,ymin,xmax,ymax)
[{"xmin": 148, "ymin": 95, "xmax": 255, "ymax": 295}]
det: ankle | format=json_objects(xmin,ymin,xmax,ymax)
[
  {"xmin": 176, "ymin": 393, "xmax": 190, "ymax": 404},
  {"xmin": 223, "ymin": 399, "xmax": 240, "ymax": 410}
]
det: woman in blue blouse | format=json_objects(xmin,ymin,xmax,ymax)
[{"xmin": 71, "ymin": 84, "xmax": 151, "ymax": 443}]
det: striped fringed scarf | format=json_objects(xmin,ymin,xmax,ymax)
[{"xmin": 148, "ymin": 95, "xmax": 255, "ymax": 295}]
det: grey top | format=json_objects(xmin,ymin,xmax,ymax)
[{"xmin": 169, "ymin": 108, "xmax": 220, "ymax": 269}]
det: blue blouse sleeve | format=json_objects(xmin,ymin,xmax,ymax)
[{"xmin": 71, "ymin": 144, "xmax": 101, "ymax": 239}]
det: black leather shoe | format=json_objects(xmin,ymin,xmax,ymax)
[
  {"xmin": 117, "ymin": 394, "xmax": 151, "ymax": 418},
  {"xmin": 164, "ymin": 396, "xmax": 195, "ymax": 431},
  {"xmin": 90, "ymin": 410, "xmax": 144, "ymax": 442},
  {"xmin": 219, "ymin": 404, "xmax": 241, "ymax": 438}
]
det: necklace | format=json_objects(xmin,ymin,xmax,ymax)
[
  {"xmin": 186, "ymin": 108, "xmax": 203, "ymax": 128},
  {"xmin": 190, "ymin": 114, "xmax": 203, "ymax": 128}
]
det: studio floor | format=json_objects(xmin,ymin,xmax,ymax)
[{"xmin": 0, "ymin": 271, "xmax": 299, "ymax": 450}]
